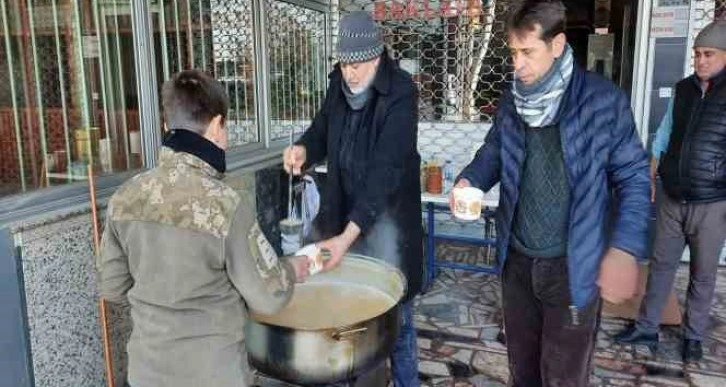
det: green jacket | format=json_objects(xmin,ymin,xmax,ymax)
[{"xmin": 98, "ymin": 147, "xmax": 295, "ymax": 387}]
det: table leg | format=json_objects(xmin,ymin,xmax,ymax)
[{"xmin": 426, "ymin": 201, "xmax": 435, "ymax": 291}]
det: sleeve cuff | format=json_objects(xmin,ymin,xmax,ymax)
[
  {"xmin": 610, "ymin": 237, "xmax": 648, "ymax": 263},
  {"xmin": 348, "ymin": 208, "xmax": 375, "ymax": 235}
]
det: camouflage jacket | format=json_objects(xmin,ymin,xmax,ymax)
[{"xmin": 98, "ymin": 147, "xmax": 295, "ymax": 387}]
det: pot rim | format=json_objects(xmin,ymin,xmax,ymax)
[{"xmin": 249, "ymin": 253, "xmax": 407, "ymax": 332}]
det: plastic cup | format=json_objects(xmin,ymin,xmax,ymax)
[
  {"xmin": 452, "ymin": 187, "xmax": 484, "ymax": 220},
  {"xmin": 295, "ymin": 244, "xmax": 323, "ymax": 276}
]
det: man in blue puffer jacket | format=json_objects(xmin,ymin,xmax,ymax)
[{"xmin": 451, "ymin": 1, "xmax": 650, "ymax": 386}]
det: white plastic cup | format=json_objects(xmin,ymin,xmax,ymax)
[
  {"xmin": 452, "ymin": 187, "xmax": 484, "ymax": 221},
  {"xmin": 295, "ymin": 244, "xmax": 323, "ymax": 276}
]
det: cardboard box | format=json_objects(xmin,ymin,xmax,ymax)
[{"xmin": 601, "ymin": 264, "xmax": 682, "ymax": 325}]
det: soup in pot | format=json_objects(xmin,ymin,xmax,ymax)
[{"xmin": 252, "ymin": 282, "xmax": 397, "ymax": 330}]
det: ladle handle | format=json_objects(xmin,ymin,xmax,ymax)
[
  {"xmin": 287, "ymin": 128, "xmax": 294, "ymax": 219},
  {"xmin": 332, "ymin": 326, "xmax": 368, "ymax": 341}
]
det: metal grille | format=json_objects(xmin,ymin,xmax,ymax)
[
  {"xmin": 334, "ymin": 0, "xmax": 512, "ymax": 123},
  {"xmin": 209, "ymin": 0, "xmax": 257, "ymax": 145},
  {"xmin": 156, "ymin": 0, "xmax": 328, "ymax": 145},
  {"xmin": 156, "ymin": 0, "xmax": 215, "ymax": 75},
  {"xmin": 155, "ymin": 0, "xmax": 259, "ymax": 146},
  {"xmin": 266, "ymin": 0, "xmax": 328, "ymax": 141},
  {"xmin": 689, "ymin": 0, "xmax": 726, "ymax": 19},
  {"xmin": 685, "ymin": 0, "xmax": 726, "ymax": 73}
]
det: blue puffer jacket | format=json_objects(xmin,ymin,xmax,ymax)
[{"xmin": 459, "ymin": 66, "xmax": 650, "ymax": 310}]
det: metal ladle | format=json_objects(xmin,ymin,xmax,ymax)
[
  {"xmin": 281, "ymin": 127, "xmax": 303, "ymax": 255},
  {"xmin": 288, "ymin": 127, "xmax": 295, "ymax": 220}
]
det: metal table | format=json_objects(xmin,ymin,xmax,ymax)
[
  {"xmin": 421, "ymin": 192, "xmax": 500, "ymax": 291},
  {"xmin": 312, "ymin": 165, "xmax": 501, "ymax": 290}
]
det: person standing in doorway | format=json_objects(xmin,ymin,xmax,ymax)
[{"xmin": 615, "ymin": 21, "xmax": 726, "ymax": 363}]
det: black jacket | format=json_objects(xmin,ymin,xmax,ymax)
[
  {"xmin": 659, "ymin": 71, "xmax": 726, "ymax": 203},
  {"xmin": 298, "ymin": 52, "xmax": 423, "ymax": 301}
]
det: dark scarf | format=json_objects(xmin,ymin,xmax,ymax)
[{"xmin": 162, "ymin": 128, "xmax": 226, "ymax": 173}]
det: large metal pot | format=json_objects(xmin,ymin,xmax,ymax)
[{"xmin": 245, "ymin": 254, "xmax": 406, "ymax": 385}]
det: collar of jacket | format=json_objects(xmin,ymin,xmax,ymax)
[
  {"xmin": 331, "ymin": 48, "xmax": 394, "ymax": 96},
  {"xmin": 690, "ymin": 67, "xmax": 726, "ymax": 91},
  {"xmin": 160, "ymin": 128, "xmax": 226, "ymax": 176}
]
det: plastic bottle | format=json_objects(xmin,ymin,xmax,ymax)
[{"xmin": 443, "ymin": 160, "xmax": 454, "ymax": 194}]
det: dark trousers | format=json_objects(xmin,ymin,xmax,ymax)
[{"xmin": 502, "ymin": 250, "xmax": 601, "ymax": 387}]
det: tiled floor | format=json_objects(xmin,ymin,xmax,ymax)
[{"xmin": 414, "ymin": 242, "xmax": 726, "ymax": 387}]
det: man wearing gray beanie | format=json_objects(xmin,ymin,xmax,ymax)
[
  {"xmin": 616, "ymin": 21, "xmax": 726, "ymax": 363},
  {"xmin": 283, "ymin": 11, "xmax": 422, "ymax": 387}
]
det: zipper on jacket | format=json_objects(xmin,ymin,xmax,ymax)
[
  {"xmin": 570, "ymin": 305, "xmax": 580, "ymax": 326},
  {"xmin": 559, "ymin": 123, "xmax": 578, "ymax": 311},
  {"xmin": 558, "ymin": 116, "xmax": 577, "ymax": 324},
  {"xmin": 678, "ymin": 85, "xmax": 707, "ymax": 203}
]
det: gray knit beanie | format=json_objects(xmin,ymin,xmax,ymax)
[
  {"xmin": 337, "ymin": 11, "xmax": 384, "ymax": 63},
  {"xmin": 694, "ymin": 21, "xmax": 726, "ymax": 50}
]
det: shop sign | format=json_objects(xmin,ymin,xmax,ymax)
[
  {"xmin": 373, "ymin": 0, "xmax": 490, "ymax": 21},
  {"xmin": 650, "ymin": 6, "xmax": 689, "ymax": 38}
]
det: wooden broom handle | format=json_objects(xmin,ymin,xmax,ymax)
[{"xmin": 88, "ymin": 164, "xmax": 116, "ymax": 387}]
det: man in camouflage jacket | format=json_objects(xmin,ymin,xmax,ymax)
[{"xmin": 98, "ymin": 70, "xmax": 308, "ymax": 387}]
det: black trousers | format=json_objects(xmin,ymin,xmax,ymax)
[{"xmin": 502, "ymin": 250, "xmax": 602, "ymax": 387}]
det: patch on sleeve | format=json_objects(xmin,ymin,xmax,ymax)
[
  {"xmin": 247, "ymin": 221, "xmax": 291, "ymax": 295},
  {"xmin": 248, "ymin": 222, "xmax": 280, "ymax": 279}
]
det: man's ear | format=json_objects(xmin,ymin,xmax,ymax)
[
  {"xmin": 205, "ymin": 114, "xmax": 228, "ymax": 149},
  {"xmin": 203, "ymin": 115, "xmax": 220, "ymax": 138},
  {"xmin": 552, "ymin": 32, "xmax": 566, "ymax": 58},
  {"xmin": 208, "ymin": 115, "xmax": 223, "ymax": 135}
]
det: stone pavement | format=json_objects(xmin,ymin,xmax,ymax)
[{"xmin": 414, "ymin": 242, "xmax": 726, "ymax": 387}]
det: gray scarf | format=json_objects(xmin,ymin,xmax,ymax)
[
  {"xmin": 342, "ymin": 79, "xmax": 372, "ymax": 110},
  {"xmin": 513, "ymin": 44, "xmax": 574, "ymax": 127}
]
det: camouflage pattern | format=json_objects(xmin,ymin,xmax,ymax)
[
  {"xmin": 109, "ymin": 147, "xmax": 240, "ymax": 238},
  {"xmin": 98, "ymin": 147, "xmax": 295, "ymax": 387}
]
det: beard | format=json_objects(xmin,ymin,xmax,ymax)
[{"xmin": 345, "ymin": 66, "xmax": 377, "ymax": 95}]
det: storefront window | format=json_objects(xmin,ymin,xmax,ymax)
[
  {"xmin": 0, "ymin": 0, "xmax": 517, "ymax": 198},
  {"xmin": 0, "ymin": 0, "xmax": 142, "ymax": 197},
  {"xmin": 0, "ymin": 0, "xmax": 330, "ymax": 199},
  {"xmin": 641, "ymin": 0, "xmax": 726, "ymax": 151}
]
